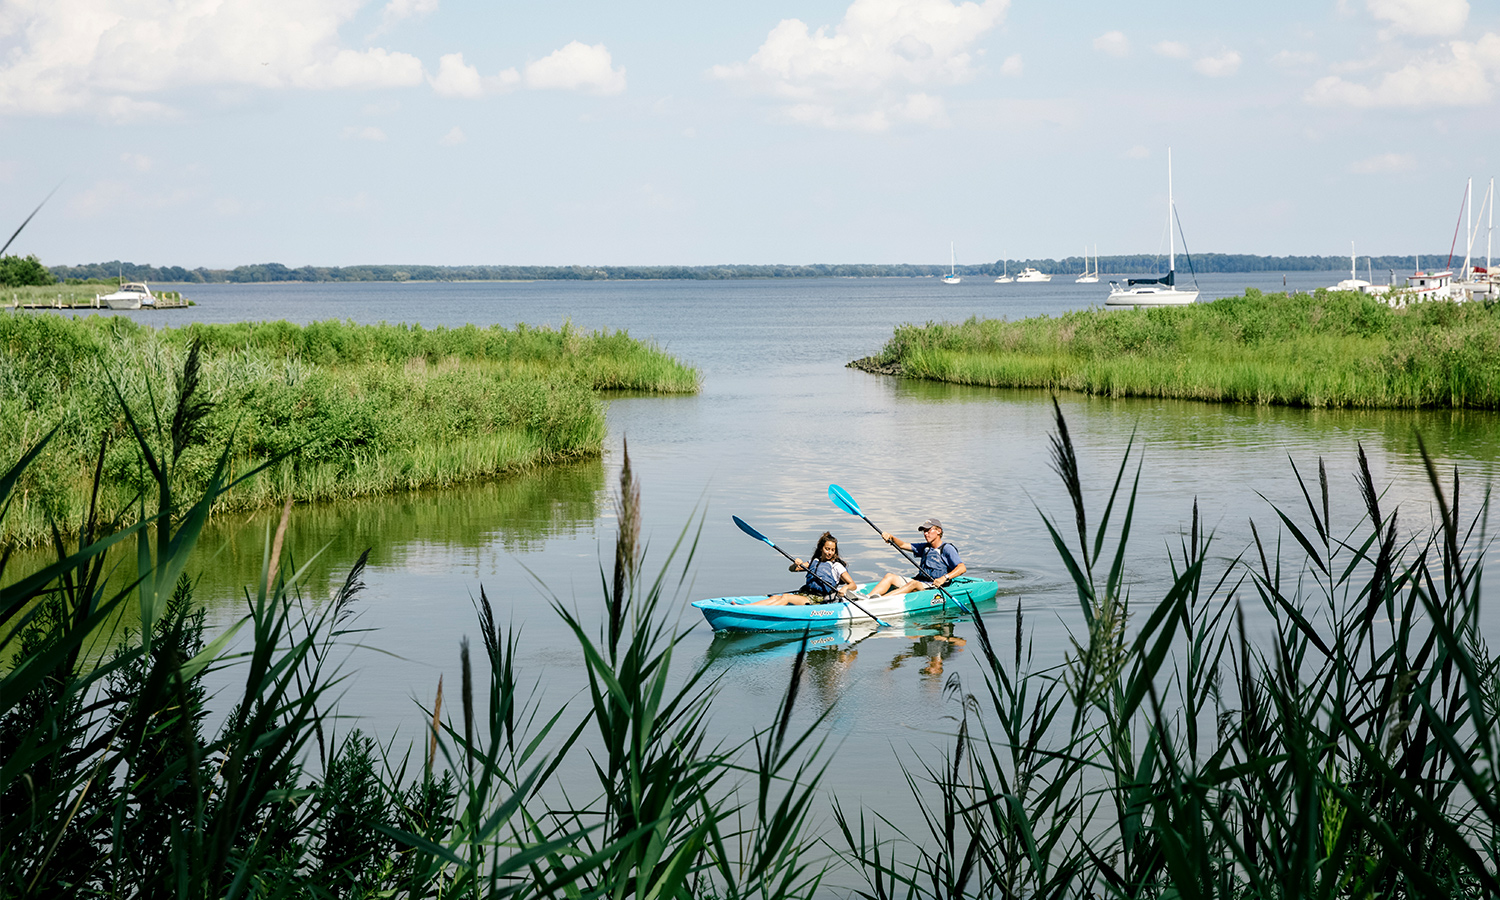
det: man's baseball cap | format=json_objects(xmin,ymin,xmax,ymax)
[{"xmin": 917, "ymin": 518, "xmax": 943, "ymax": 531}]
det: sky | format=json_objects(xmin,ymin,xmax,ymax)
[{"xmin": 0, "ymin": 0, "xmax": 1497, "ymax": 268}]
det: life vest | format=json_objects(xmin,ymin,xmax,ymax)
[
  {"xmin": 915, "ymin": 543, "xmax": 958, "ymax": 582},
  {"xmin": 804, "ymin": 559, "xmax": 841, "ymax": 595}
]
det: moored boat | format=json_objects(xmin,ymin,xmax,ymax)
[
  {"xmin": 692, "ymin": 576, "xmax": 999, "ymax": 632},
  {"xmin": 1014, "ymin": 267, "xmax": 1051, "ymax": 283},
  {"xmin": 98, "ymin": 282, "xmax": 156, "ymax": 310}
]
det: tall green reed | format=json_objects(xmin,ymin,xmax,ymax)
[{"xmin": 841, "ymin": 397, "xmax": 1500, "ymax": 898}]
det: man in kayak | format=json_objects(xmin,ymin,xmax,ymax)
[
  {"xmin": 865, "ymin": 518, "xmax": 965, "ymax": 598},
  {"xmin": 751, "ymin": 531, "xmax": 857, "ymax": 606}
]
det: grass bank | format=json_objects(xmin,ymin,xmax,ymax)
[
  {"xmin": 858, "ymin": 289, "xmax": 1500, "ymax": 408},
  {"xmin": 0, "ymin": 314, "xmax": 698, "ymax": 546}
]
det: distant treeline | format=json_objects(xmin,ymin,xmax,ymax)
[{"xmin": 48, "ymin": 254, "xmax": 1463, "ymax": 284}]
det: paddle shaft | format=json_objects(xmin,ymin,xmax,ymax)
[{"xmin": 735, "ymin": 518, "xmax": 890, "ymax": 627}]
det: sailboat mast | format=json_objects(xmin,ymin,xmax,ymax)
[
  {"xmin": 1489, "ymin": 177, "xmax": 1494, "ymax": 270},
  {"xmin": 1167, "ymin": 148, "xmax": 1176, "ymax": 274},
  {"xmin": 1350, "ymin": 241, "xmax": 1356, "ymax": 281},
  {"xmin": 1464, "ymin": 177, "xmax": 1473, "ymax": 275}
]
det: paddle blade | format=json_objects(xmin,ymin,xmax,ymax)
[
  {"xmin": 732, "ymin": 515, "xmax": 775, "ymax": 547},
  {"xmin": 828, "ymin": 484, "xmax": 862, "ymax": 517}
]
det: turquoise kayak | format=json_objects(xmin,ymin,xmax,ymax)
[{"xmin": 691, "ymin": 576, "xmax": 998, "ymax": 632}]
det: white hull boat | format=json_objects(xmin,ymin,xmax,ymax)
[
  {"xmin": 994, "ymin": 259, "xmax": 1013, "ymax": 283},
  {"xmin": 942, "ymin": 242, "xmax": 962, "ymax": 284},
  {"xmin": 1075, "ymin": 246, "xmax": 1099, "ymax": 284},
  {"xmin": 1108, "ymin": 150, "xmax": 1199, "ymax": 307},
  {"xmin": 98, "ymin": 282, "xmax": 156, "ymax": 310},
  {"xmin": 1014, "ymin": 267, "xmax": 1051, "ymax": 283}
]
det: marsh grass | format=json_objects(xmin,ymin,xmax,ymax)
[
  {"xmin": 1, "ymin": 352, "xmax": 822, "ymax": 898},
  {"xmin": 0, "ymin": 315, "xmax": 698, "ymax": 546},
  {"xmin": 870, "ymin": 290, "xmax": 1500, "ymax": 409}
]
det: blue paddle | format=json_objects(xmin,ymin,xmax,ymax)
[
  {"xmin": 826, "ymin": 485, "xmax": 971, "ymax": 614},
  {"xmin": 731, "ymin": 515, "xmax": 891, "ymax": 628}
]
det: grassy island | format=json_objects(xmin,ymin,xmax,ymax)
[
  {"xmin": 856, "ymin": 290, "xmax": 1500, "ymax": 409},
  {"xmin": 0, "ymin": 315, "xmax": 698, "ymax": 546}
]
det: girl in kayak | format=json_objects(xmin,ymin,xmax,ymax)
[
  {"xmin": 752, "ymin": 531, "xmax": 856, "ymax": 605},
  {"xmin": 865, "ymin": 518, "xmax": 965, "ymax": 598}
]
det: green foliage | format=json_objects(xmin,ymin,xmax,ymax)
[
  {"xmin": 0, "ymin": 254, "xmax": 55, "ymax": 287},
  {"xmin": 0, "ymin": 315, "xmax": 697, "ymax": 546},
  {"xmin": 872, "ymin": 291, "xmax": 1500, "ymax": 409},
  {"xmin": 840, "ymin": 403, "xmax": 1500, "ymax": 898},
  {"xmin": 0, "ymin": 368, "xmax": 826, "ymax": 898}
]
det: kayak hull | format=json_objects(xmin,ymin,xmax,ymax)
[{"xmin": 691, "ymin": 577, "xmax": 999, "ymax": 632}]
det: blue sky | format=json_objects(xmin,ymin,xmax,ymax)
[{"xmin": 1, "ymin": 0, "xmax": 1496, "ymax": 267}]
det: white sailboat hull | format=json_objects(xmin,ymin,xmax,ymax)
[{"xmin": 1106, "ymin": 286, "xmax": 1199, "ymax": 306}]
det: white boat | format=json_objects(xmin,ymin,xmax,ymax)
[
  {"xmin": 1075, "ymin": 246, "xmax": 1099, "ymax": 284},
  {"xmin": 1459, "ymin": 177, "xmax": 1496, "ymax": 297},
  {"xmin": 1330, "ymin": 241, "xmax": 1371, "ymax": 292},
  {"xmin": 1014, "ymin": 267, "xmax": 1051, "ymax": 283},
  {"xmin": 1107, "ymin": 149, "xmax": 1199, "ymax": 307},
  {"xmin": 97, "ymin": 282, "xmax": 156, "ymax": 310},
  {"xmin": 942, "ymin": 242, "xmax": 962, "ymax": 284},
  {"xmin": 994, "ymin": 259, "xmax": 1013, "ymax": 283}
]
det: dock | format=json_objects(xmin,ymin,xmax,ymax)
[{"xmin": 7, "ymin": 291, "xmax": 192, "ymax": 310}]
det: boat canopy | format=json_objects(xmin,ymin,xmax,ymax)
[{"xmin": 1127, "ymin": 270, "xmax": 1175, "ymax": 287}]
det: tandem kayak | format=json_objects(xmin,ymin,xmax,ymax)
[{"xmin": 691, "ymin": 576, "xmax": 999, "ymax": 632}]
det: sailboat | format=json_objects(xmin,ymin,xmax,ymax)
[
  {"xmin": 1330, "ymin": 241, "xmax": 1371, "ymax": 292},
  {"xmin": 1075, "ymin": 246, "xmax": 1099, "ymax": 284},
  {"xmin": 1107, "ymin": 149, "xmax": 1199, "ymax": 306},
  {"xmin": 943, "ymin": 242, "xmax": 962, "ymax": 284},
  {"xmin": 994, "ymin": 259, "xmax": 1013, "ymax": 283}
]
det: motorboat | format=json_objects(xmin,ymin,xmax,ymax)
[
  {"xmin": 1108, "ymin": 149, "xmax": 1200, "ymax": 306},
  {"xmin": 98, "ymin": 282, "xmax": 156, "ymax": 310},
  {"xmin": 1014, "ymin": 267, "xmax": 1051, "ymax": 283},
  {"xmin": 691, "ymin": 576, "xmax": 999, "ymax": 632}
]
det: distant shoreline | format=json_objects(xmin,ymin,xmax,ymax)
[{"xmin": 48, "ymin": 254, "xmax": 1460, "ymax": 286}]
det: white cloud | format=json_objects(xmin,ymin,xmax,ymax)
[
  {"xmin": 999, "ymin": 54, "xmax": 1023, "ymax": 76},
  {"xmin": 440, "ymin": 126, "xmax": 465, "ymax": 145},
  {"xmin": 1350, "ymin": 152, "xmax": 1417, "ymax": 173},
  {"xmin": 524, "ymin": 42, "xmax": 626, "ymax": 95},
  {"xmin": 713, "ymin": 0, "xmax": 1008, "ymax": 130},
  {"xmin": 429, "ymin": 53, "xmax": 520, "ymax": 98},
  {"xmin": 1306, "ymin": 32, "xmax": 1500, "ymax": 106},
  {"xmin": 341, "ymin": 125, "xmax": 388, "ymax": 141},
  {"xmin": 1367, "ymin": 0, "xmax": 1468, "ymax": 38},
  {"xmin": 376, "ymin": 0, "xmax": 439, "ymax": 34},
  {"xmin": 1194, "ymin": 50, "xmax": 1242, "ymax": 77},
  {"xmin": 1093, "ymin": 31, "xmax": 1129, "ymax": 58},
  {"xmin": 1154, "ymin": 41, "xmax": 1191, "ymax": 59},
  {"xmin": 0, "ymin": 0, "xmax": 426, "ymax": 117}
]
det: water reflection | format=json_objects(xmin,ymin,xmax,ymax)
[{"xmin": 192, "ymin": 457, "xmax": 605, "ymax": 609}]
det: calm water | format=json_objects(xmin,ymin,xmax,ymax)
[{"xmin": 31, "ymin": 273, "xmax": 1500, "ymax": 844}]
